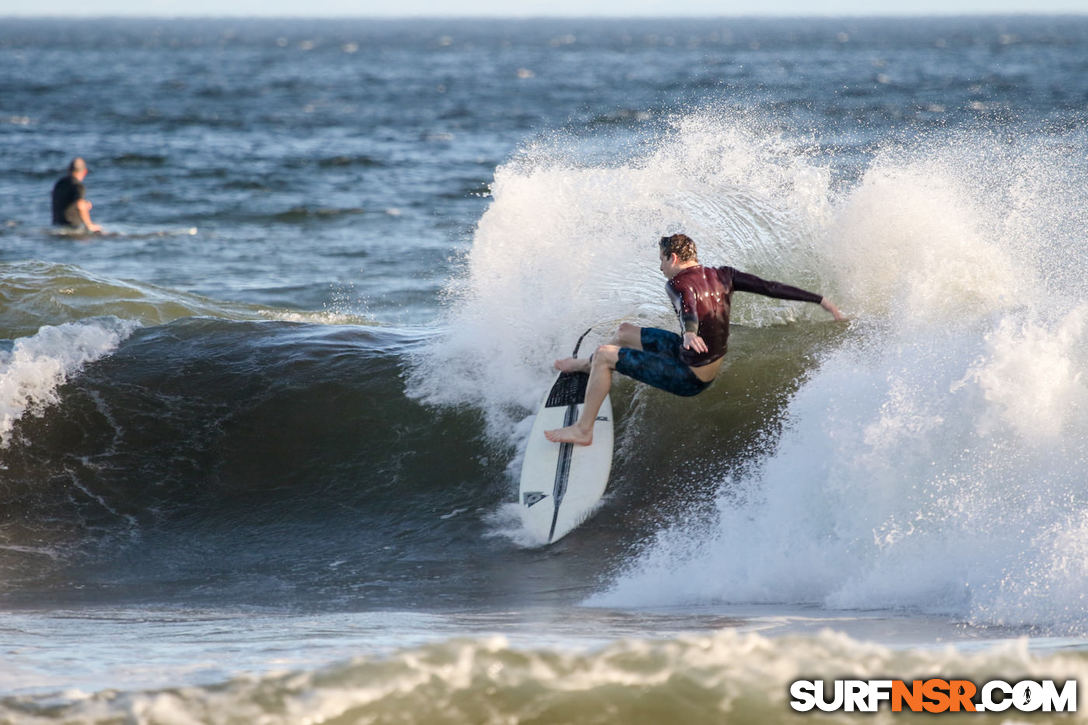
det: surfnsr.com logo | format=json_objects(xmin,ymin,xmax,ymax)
[{"xmin": 789, "ymin": 679, "xmax": 1077, "ymax": 714}]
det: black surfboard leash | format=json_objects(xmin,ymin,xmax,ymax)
[{"xmin": 571, "ymin": 326, "xmax": 594, "ymax": 357}]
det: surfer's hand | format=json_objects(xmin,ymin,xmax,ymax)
[
  {"xmin": 683, "ymin": 332, "xmax": 708, "ymax": 354},
  {"xmin": 821, "ymin": 298, "xmax": 847, "ymax": 322}
]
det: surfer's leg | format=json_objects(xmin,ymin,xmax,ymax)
[
  {"xmin": 637, "ymin": 327, "xmax": 682, "ymax": 355},
  {"xmin": 545, "ymin": 344, "xmax": 619, "ymax": 446},
  {"xmin": 609, "ymin": 322, "xmax": 643, "ymax": 350},
  {"xmin": 555, "ymin": 323, "xmax": 641, "ymax": 373},
  {"xmin": 554, "ymin": 356, "xmax": 590, "ymax": 374},
  {"xmin": 614, "ymin": 345, "xmax": 711, "ymax": 397}
]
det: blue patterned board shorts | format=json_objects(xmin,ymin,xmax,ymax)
[{"xmin": 615, "ymin": 327, "xmax": 712, "ymax": 397}]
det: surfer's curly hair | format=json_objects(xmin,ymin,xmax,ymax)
[{"xmin": 659, "ymin": 233, "xmax": 698, "ymax": 262}]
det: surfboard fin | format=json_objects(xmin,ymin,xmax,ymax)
[{"xmin": 523, "ymin": 492, "xmax": 548, "ymax": 507}]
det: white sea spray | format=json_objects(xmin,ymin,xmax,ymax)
[{"xmin": 594, "ymin": 127, "xmax": 1088, "ymax": 633}]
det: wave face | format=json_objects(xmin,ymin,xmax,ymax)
[{"xmin": 0, "ymin": 263, "xmax": 515, "ymax": 608}]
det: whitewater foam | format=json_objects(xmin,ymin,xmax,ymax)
[
  {"xmin": 825, "ymin": 163, "xmax": 1022, "ymax": 323},
  {"xmin": 590, "ymin": 126, "xmax": 1088, "ymax": 631},
  {"xmin": 0, "ymin": 319, "xmax": 137, "ymax": 446},
  {"xmin": 6, "ymin": 629, "xmax": 1087, "ymax": 725},
  {"xmin": 592, "ymin": 311, "xmax": 1088, "ymax": 626},
  {"xmin": 966, "ymin": 306, "xmax": 1088, "ymax": 441}
]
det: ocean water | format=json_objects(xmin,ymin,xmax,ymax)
[{"xmin": 2, "ymin": 15, "xmax": 1088, "ymax": 723}]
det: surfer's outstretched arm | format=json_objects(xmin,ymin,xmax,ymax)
[
  {"xmin": 731, "ymin": 269, "xmax": 846, "ymax": 322},
  {"xmin": 544, "ymin": 344, "xmax": 618, "ymax": 446}
]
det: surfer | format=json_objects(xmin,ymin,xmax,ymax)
[
  {"xmin": 545, "ymin": 233, "xmax": 846, "ymax": 446},
  {"xmin": 51, "ymin": 157, "xmax": 103, "ymax": 233}
]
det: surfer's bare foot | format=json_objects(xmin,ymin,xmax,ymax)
[
  {"xmin": 544, "ymin": 424, "xmax": 593, "ymax": 446},
  {"xmin": 554, "ymin": 357, "xmax": 589, "ymax": 374}
]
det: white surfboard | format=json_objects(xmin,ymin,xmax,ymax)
[{"xmin": 518, "ymin": 333, "xmax": 614, "ymax": 545}]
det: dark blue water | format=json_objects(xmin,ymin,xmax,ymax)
[{"xmin": 3, "ymin": 18, "xmax": 1086, "ymax": 319}]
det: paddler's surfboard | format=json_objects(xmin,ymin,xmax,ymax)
[{"xmin": 518, "ymin": 332, "xmax": 614, "ymax": 545}]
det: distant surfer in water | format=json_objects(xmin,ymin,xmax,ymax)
[
  {"xmin": 545, "ymin": 233, "xmax": 846, "ymax": 446},
  {"xmin": 51, "ymin": 157, "xmax": 103, "ymax": 233}
]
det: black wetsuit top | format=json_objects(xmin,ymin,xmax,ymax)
[
  {"xmin": 666, "ymin": 265, "xmax": 823, "ymax": 367},
  {"xmin": 51, "ymin": 175, "xmax": 85, "ymax": 227}
]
